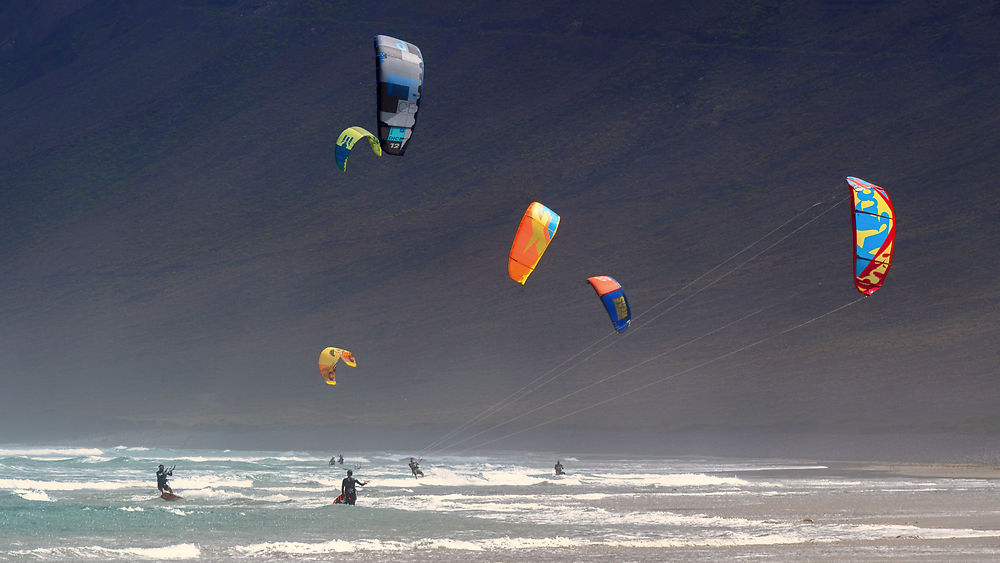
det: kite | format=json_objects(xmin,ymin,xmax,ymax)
[
  {"xmin": 318, "ymin": 347, "xmax": 357, "ymax": 386},
  {"xmin": 374, "ymin": 35, "xmax": 424, "ymax": 155},
  {"xmin": 586, "ymin": 276, "xmax": 632, "ymax": 332},
  {"xmin": 848, "ymin": 176, "xmax": 895, "ymax": 295},
  {"xmin": 508, "ymin": 202, "xmax": 560, "ymax": 284},
  {"xmin": 335, "ymin": 126, "xmax": 381, "ymax": 172}
]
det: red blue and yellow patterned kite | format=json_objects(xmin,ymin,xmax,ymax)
[
  {"xmin": 508, "ymin": 202, "xmax": 560, "ymax": 285},
  {"xmin": 848, "ymin": 176, "xmax": 895, "ymax": 295}
]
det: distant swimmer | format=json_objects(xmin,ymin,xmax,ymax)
[
  {"xmin": 156, "ymin": 464, "xmax": 174, "ymax": 493},
  {"xmin": 554, "ymin": 460, "xmax": 565, "ymax": 476},
  {"xmin": 329, "ymin": 456, "xmax": 336, "ymax": 466},
  {"xmin": 338, "ymin": 454, "xmax": 344, "ymax": 465},
  {"xmin": 409, "ymin": 457, "xmax": 424, "ymax": 478},
  {"xmin": 340, "ymin": 469, "xmax": 368, "ymax": 506}
]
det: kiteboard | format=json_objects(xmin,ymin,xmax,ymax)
[
  {"xmin": 160, "ymin": 492, "xmax": 182, "ymax": 501},
  {"xmin": 332, "ymin": 492, "xmax": 346, "ymax": 505}
]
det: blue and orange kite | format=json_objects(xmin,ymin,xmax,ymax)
[{"xmin": 586, "ymin": 276, "xmax": 631, "ymax": 333}]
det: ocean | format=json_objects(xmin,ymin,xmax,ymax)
[{"xmin": 1, "ymin": 446, "xmax": 999, "ymax": 561}]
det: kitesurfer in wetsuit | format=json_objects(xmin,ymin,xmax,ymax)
[
  {"xmin": 341, "ymin": 469, "xmax": 367, "ymax": 505},
  {"xmin": 337, "ymin": 454, "xmax": 344, "ymax": 464},
  {"xmin": 408, "ymin": 457, "xmax": 423, "ymax": 478},
  {"xmin": 156, "ymin": 464, "xmax": 173, "ymax": 494},
  {"xmin": 554, "ymin": 460, "xmax": 565, "ymax": 475}
]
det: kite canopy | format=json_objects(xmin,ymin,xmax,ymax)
[
  {"xmin": 848, "ymin": 176, "xmax": 895, "ymax": 295},
  {"xmin": 335, "ymin": 126, "xmax": 381, "ymax": 172},
  {"xmin": 318, "ymin": 347, "xmax": 357, "ymax": 386},
  {"xmin": 586, "ymin": 276, "xmax": 632, "ymax": 333},
  {"xmin": 508, "ymin": 202, "xmax": 560, "ymax": 285},
  {"xmin": 374, "ymin": 35, "xmax": 423, "ymax": 156}
]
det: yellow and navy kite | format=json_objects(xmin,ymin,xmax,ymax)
[
  {"xmin": 848, "ymin": 176, "xmax": 895, "ymax": 295},
  {"xmin": 335, "ymin": 126, "xmax": 381, "ymax": 172},
  {"xmin": 318, "ymin": 347, "xmax": 357, "ymax": 386},
  {"xmin": 508, "ymin": 202, "xmax": 560, "ymax": 285}
]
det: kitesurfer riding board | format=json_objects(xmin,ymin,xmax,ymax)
[
  {"xmin": 156, "ymin": 464, "xmax": 180, "ymax": 500},
  {"xmin": 408, "ymin": 457, "xmax": 424, "ymax": 478}
]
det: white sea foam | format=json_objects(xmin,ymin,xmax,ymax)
[
  {"xmin": 0, "ymin": 447, "xmax": 103, "ymax": 457},
  {"xmin": 229, "ymin": 536, "xmax": 582, "ymax": 556},
  {"xmin": 228, "ymin": 523, "xmax": 1000, "ymax": 557},
  {"xmin": 225, "ymin": 534, "xmax": 788, "ymax": 556},
  {"xmin": 170, "ymin": 474, "xmax": 254, "ymax": 489},
  {"xmin": 80, "ymin": 456, "xmax": 115, "ymax": 463},
  {"xmin": 565, "ymin": 492, "xmax": 613, "ymax": 500},
  {"xmin": 129, "ymin": 453, "xmax": 315, "ymax": 463},
  {"xmin": 179, "ymin": 487, "xmax": 292, "ymax": 503},
  {"xmin": 12, "ymin": 489, "xmax": 54, "ymax": 501},
  {"xmin": 590, "ymin": 472, "xmax": 751, "ymax": 488},
  {"xmin": 9, "ymin": 543, "xmax": 200, "ymax": 559},
  {"xmin": 120, "ymin": 506, "xmax": 144, "ymax": 512},
  {"xmin": 370, "ymin": 492, "xmax": 813, "ymax": 530},
  {"xmin": 231, "ymin": 538, "xmax": 361, "ymax": 555},
  {"xmin": 257, "ymin": 486, "xmax": 330, "ymax": 492},
  {"xmin": 0, "ymin": 478, "xmax": 145, "ymax": 491},
  {"xmin": 732, "ymin": 465, "xmax": 829, "ymax": 471},
  {"xmin": 373, "ymin": 466, "xmax": 549, "ymax": 488}
]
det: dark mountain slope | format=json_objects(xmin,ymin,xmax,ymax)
[{"xmin": 1, "ymin": 1, "xmax": 997, "ymax": 454}]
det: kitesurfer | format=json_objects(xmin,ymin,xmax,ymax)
[
  {"xmin": 337, "ymin": 454, "xmax": 344, "ymax": 464},
  {"xmin": 408, "ymin": 457, "xmax": 424, "ymax": 478},
  {"xmin": 554, "ymin": 460, "xmax": 565, "ymax": 476},
  {"xmin": 329, "ymin": 456, "xmax": 336, "ymax": 466},
  {"xmin": 341, "ymin": 469, "xmax": 367, "ymax": 506},
  {"xmin": 156, "ymin": 464, "xmax": 173, "ymax": 494}
]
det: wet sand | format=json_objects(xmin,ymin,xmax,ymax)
[
  {"xmin": 698, "ymin": 537, "xmax": 1000, "ymax": 563},
  {"xmin": 651, "ymin": 460, "xmax": 1000, "ymax": 561},
  {"xmin": 836, "ymin": 461, "xmax": 1000, "ymax": 480}
]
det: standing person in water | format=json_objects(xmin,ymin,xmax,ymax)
[
  {"xmin": 156, "ymin": 464, "xmax": 173, "ymax": 494},
  {"xmin": 554, "ymin": 460, "xmax": 565, "ymax": 475},
  {"xmin": 340, "ymin": 469, "xmax": 368, "ymax": 506},
  {"xmin": 408, "ymin": 457, "xmax": 424, "ymax": 478}
]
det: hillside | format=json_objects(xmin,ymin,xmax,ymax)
[{"xmin": 1, "ymin": 0, "xmax": 998, "ymax": 456}]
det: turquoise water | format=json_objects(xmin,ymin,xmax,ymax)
[{"xmin": 2, "ymin": 446, "xmax": 999, "ymax": 560}]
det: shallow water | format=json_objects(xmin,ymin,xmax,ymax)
[{"xmin": 1, "ymin": 446, "xmax": 999, "ymax": 561}]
